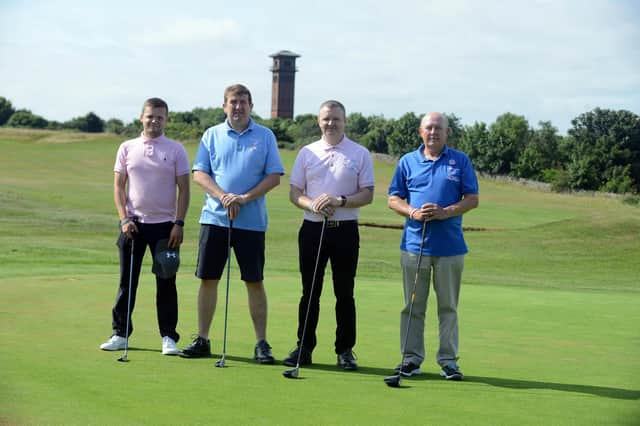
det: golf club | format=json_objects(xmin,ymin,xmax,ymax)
[
  {"xmin": 215, "ymin": 219, "xmax": 233, "ymax": 368},
  {"xmin": 384, "ymin": 220, "xmax": 428, "ymax": 387},
  {"xmin": 118, "ymin": 238, "xmax": 135, "ymax": 363},
  {"xmin": 283, "ymin": 216, "xmax": 328, "ymax": 379}
]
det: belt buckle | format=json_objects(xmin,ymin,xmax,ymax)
[{"xmin": 326, "ymin": 220, "xmax": 339, "ymax": 228}]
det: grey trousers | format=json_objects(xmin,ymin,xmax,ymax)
[{"xmin": 400, "ymin": 250, "xmax": 464, "ymax": 367}]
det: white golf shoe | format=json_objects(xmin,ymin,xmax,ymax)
[
  {"xmin": 100, "ymin": 335, "xmax": 126, "ymax": 351},
  {"xmin": 162, "ymin": 336, "xmax": 179, "ymax": 355}
]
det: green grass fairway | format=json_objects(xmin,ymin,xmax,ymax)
[{"xmin": 1, "ymin": 128, "xmax": 639, "ymax": 425}]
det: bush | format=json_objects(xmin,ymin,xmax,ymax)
[
  {"xmin": 47, "ymin": 121, "xmax": 63, "ymax": 130},
  {"xmin": 7, "ymin": 109, "xmax": 48, "ymax": 128},
  {"xmin": 622, "ymin": 194, "xmax": 640, "ymax": 206},
  {"xmin": 165, "ymin": 121, "xmax": 201, "ymax": 141},
  {"xmin": 599, "ymin": 165, "xmax": 634, "ymax": 194},
  {"xmin": 105, "ymin": 118, "xmax": 125, "ymax": 134},
  {"xmin": 64, "ymin": 112, "xmax": 104, "ymax": 132},
  {"xmin": 360, "ymin": 128, "xmax": 388, "ymax": 153},
  {"xmin": 0, "ymin": 96, "xmax": 16, "ymax": 125},
  {"xmin": 543, "ymin": 169, "xmax": 571, "ymax": 192},
  {"xmin": 386, "ymin": 112, "xmax": 421, "ymax": 156},
  {"xmin": 277, "ymin": 141, "xmax": 296, "ymax": 150}
]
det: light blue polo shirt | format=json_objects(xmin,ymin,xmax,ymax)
[
  {"xmin": 193, "ymin": 119, "xmax": 285, "ymax": 232},
  {"xmin": 388, "ymin": 145, "xmax": 478, "ymax": 256}
]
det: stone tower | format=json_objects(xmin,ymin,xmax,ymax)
[{"xmin": 270, "ymin": 50, "xmax": 300, "ymax": 119}]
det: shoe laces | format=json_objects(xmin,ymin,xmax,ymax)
[
  {"xmin": 256, "ymin": 341, "xmax": 273, "ymax": 359},
  {"xmin": 444, "ymin": 363, "xmax": 460, "ymax": 372}
]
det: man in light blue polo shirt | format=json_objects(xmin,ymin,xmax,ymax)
[
  {"xmin": 388, "ymin": 112, "xmax": 479, "ymax": 380},
  {"xmin": 181, "ymin": 84, "xmax": 284, "ymax": 363}
]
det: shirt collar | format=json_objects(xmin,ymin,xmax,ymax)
[
  {"xmin": 320, "ymin": 135, "xmax": 347, "ymax": 151},
  {"xmin": 224, "ymin": 118, "xmax": 254, "ymax": 135},
  {"xmin": 140, "ymin": 132, "xmax": 165, "ymax": 143},
  {"xmin": 417, "ymin": 144, "xmax": 449, "ymax": 162}
]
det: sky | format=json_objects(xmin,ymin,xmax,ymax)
[{"xmin": 1, "ymin": 0, "xmax": 639, "ymax": 134}]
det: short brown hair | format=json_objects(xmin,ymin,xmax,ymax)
[
  {"xmin": 142, "ymin": 97, "xmax": 169, "ymax": 114},
  {"xmin": 319, "ymin": 100, "xmax": 346, "ymax": 117},
  {"xmin": 224, "ymin": 84, "xmax": 253, "ymax": 105}
]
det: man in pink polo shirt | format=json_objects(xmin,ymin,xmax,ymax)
[
  {"xmin": 100, "ymin": 97, "xmax": 190, "ymax": 356},
  {"xmin": 283, "ymin": 100, "xmax": 374, "ymax": 371}
]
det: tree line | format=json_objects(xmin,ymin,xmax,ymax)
[{"xmin": 1, "ymin": 95, "xmax": 638, "ymax": 195}]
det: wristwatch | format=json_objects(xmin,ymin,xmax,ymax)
[
  {"xmin": 174, "ymin": 220, "xmax": 185, "ymax": 227},
  {"xmin": 339, "ymin": 196, "xmax": 347, "ymax": 207},
  {"xmin": 119, "ymin": 218, "xmax": 132, "ymax": 227}
]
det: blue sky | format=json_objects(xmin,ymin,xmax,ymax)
[{"xmin": 1, "ymin": 0, "xmax": 638, "ymax": 133}]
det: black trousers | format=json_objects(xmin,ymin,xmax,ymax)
[
  {"xmin": 296, "ymin": 220, "xmax": 359, "ymax": 354},
  {"xmin": 111, "ymin": 221, "xmax": 179, "ymax": 342}
]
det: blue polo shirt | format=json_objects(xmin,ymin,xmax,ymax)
[
  {"xmin": 388, "ymin": 145, "xmax": 478, "ymax": 256},
  {"xmin": 193, "ymin": 119, "xmax": 285, "ymax": 232}
]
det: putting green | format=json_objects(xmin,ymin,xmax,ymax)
[{"xmin": 1, "ymin": 129, "xmax": 638, "ymax": 424}]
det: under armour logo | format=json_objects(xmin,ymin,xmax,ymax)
[{"xmin": 166, "ymin": 252, "xmax": 177, "ymax": 258}]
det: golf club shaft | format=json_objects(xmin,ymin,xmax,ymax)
[
  {"xmin": 122, "ymin": 238, "xmax": 134, "ymax": 359},
  {"xmin": 295, "ymin": 216, "xmax": 328, "ymax": 369},
  {"xmin": 398, "ymin": 221, "xmax": 427, "ymax": 373},
  {"xmin": 219, "ymin": 219, "xmax": 233, "ymax": 363}
]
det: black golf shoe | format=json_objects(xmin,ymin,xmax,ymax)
[
  {"xmin": 254, "ymin": 340, "xmax": 275, "ymax": 364},
  {"xmin": 394, "ymin": 361, "xmax": 421, "ymax": 377},
  {"xmin": 179, "ymin": 336, "xmax": 211, "ymax": 358},
  {"xmin": 282, "ymin": 346, "xmax": 312, "ymax": 367},
  {"xmin": 337, "ymin": 350, "xmax": 358, "ymax": 371},
  {"xmin": 440, "ymin": 363, "xmax": 464, "ymax": 381}
]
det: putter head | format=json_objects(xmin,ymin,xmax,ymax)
[
  {"xmin": 215, "ymin": 359, "xmax": 225, "ymax": 368},
  {"xmin": 282, "ymin": 368, "xmax": 299, "ymax": 379},
  {"xmin": 383, "ymin": 374, "xmax": 401, "ymax": 387},
  {"xmin": 117, "ymin": 355, "xmax": 129, "ymax": 363}
]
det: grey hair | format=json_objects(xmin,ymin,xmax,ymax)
[{"xmin": 421, "ymin": 112, "xmax": 449, "ymax": 128}]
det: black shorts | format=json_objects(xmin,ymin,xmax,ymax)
[{"xmin": 195, "ymin": 224, "xmax": 265, "ymax": 282}]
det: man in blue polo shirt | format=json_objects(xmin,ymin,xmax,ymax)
[
  {"xmin": 387, "ymin": 112, "xmax": 479, "ymax": 380},
  {"xmin": 180, "ymin": 84, "xmax": 284, "ymax": 363}
]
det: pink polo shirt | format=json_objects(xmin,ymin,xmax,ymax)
[
  {"xmin": 114, "ymin": 133, "xmax": 190, "ymax": 223},
  {"xmin": 290, "ymin": 135, "xmax": 375, "ymax": 222}
]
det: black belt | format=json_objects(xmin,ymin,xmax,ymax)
[{"xmin": 304, "ymin": 219, "xmax": 358, "ymax": 229}]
